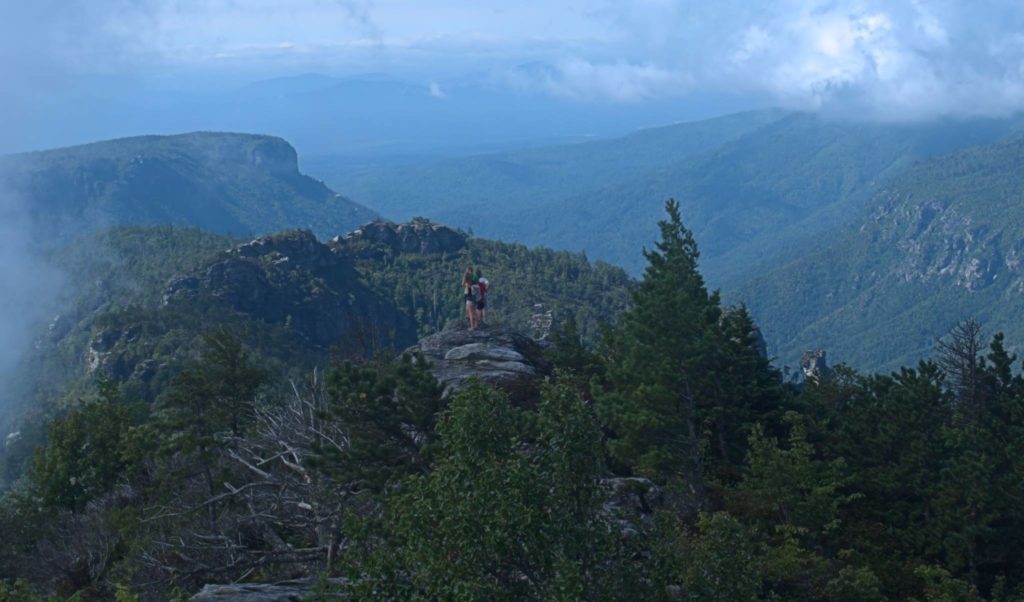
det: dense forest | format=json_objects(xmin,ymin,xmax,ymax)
[{"xmin": 2, "ymin": 203, "xmax": 1023, "ymax": 600}]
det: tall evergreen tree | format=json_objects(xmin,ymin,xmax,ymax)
[
  {"xmin": 597, "ymin": 200, "xmax": 781, "ymax": 508},
  {"xmin": 311, "ymin": 352, "xmax": 444, "ymax": 493}
]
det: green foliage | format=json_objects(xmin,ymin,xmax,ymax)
[
  {"xmin": 824, "ymin": 566, "xmax": 887, "ymax": 602},
  {"xmin": 352, "ymin": 235, "xmax": 633, "ymax": 341},
  {"xmin": 158, "ymin": 328, "xmax": 268, "ymax": 446},
  {"xmin": 311, "ymin": 353, "xmax": 444, "ymax": 492},
  {"xmin": 740, "ymin": 132, "xmax": 1024, "ymax": 373},
  {"xmin": 28, "ymin": 382, "xmax": 132, "ymax": 511},
  {"xmin": 650, "ymin": 512, "xmax": 763, "ymax": 601},
  {"xmin": 737, "ymin": 418, "xmax": 853, "ymax": 539},
  {"xmin": 913, "ymin": 565, "xmax": 984, "ymax": 602},
  {"xmin": 10, "ymin": 191, "xmax": 1024, "ymax": 601},
  {"xmin": 345, "ymin": 381, "xmax": 639, "ymax": 600},
  {"xmin": 597, "ymin": 200, "xmax": 782, "ymax": 492},
  {"xmin": 0, "ymin": 579, "xmax": 45, "ymax": 602}
]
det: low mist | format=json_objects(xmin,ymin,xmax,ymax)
[{"xmin": 0, "ymin": 0, "xmax": 157, "ymax": 426}]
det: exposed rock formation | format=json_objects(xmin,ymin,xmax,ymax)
[
  {"xmin": 191, "ymin": 579, "xmax": 345, "ymax": 601},
  {"xmin": 528, "ymin": 303, "xmax": 555, "ymax": 341},
  {"xmin": 330, "ymin": 217, "xmax": 467, "ymax": 259},
  {"xmin": 602, "ymin": 477, "xmax": 662, "ymax": 535},
  {"xmin": 801, "ymin": 349, "xmax": 829, "ymax": 382},
  {"xmin": 164, "ymin": 230, "xmax": 416, "ymax": 350},
  {"xmin": 404, "ymin": 321, "xmax": 551, "ymax": 406}
]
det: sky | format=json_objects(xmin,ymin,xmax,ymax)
[
  {"xmin": 84, "ymin": 1, "xmax": 1024, "ymax": 114},
  {"xmin": 4, "ymin": 1, "xmax": 1024, "ymax": 152}
]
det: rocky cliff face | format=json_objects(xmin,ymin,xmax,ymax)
[
  {"xmin": 0, "ymin": 131, "xmax": 377, "ymax": 239},
  {"xmin": 84, "ymin": 229, "xmax": 420, "ymax": 389},
  {"xmin": 404, "ymin": 321, "xmax": 552, "ymax": 406},
  {"xmin": 162, "ymin": 229, "xmax": 417, "ymax": 350},
  {"xmin": 330, "ymin": 217, "xmax": 467, "ymax": 259},
  {"xmin": 870, "ymin": 194, "xmax": 1008, "ymax": 292}
]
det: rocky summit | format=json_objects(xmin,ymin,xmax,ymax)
[
  {"xmin": 404, "ymin": 320, "xmax": 552, "ymax": 406},
  {"xmin": 329, "ymin": 217, "xmax": 467, "ymax": 259},
  {"xmin": 164, "ymin": 229, "xmax": 416, "ymax": 350}
]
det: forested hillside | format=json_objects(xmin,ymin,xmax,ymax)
[
  {"xmin": 1, "ymin": 220, "xmax": 632, "ymax": 487},
  {"xmin": 311, "ymin": 110, "xmax": 1021, "ymax": 280},
  {"xmin": 0, "ymin": 132, "xmax": 376, "ymax": 240},
  {"xmin": 738, "ymin": 132, "xmax": 1024, "ymax": 371},
  {"xmin": 4, "ymin": 204, "xmax": 1024, "ymax": 601}
]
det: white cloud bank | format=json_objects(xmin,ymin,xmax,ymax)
[
  {"xmin": 138, "ymin": 0, "xmax": 1024, "ymax": 119},
  {"xmin": 577, "ymin": 0, "xmax": 1024, "ymax": 119}
]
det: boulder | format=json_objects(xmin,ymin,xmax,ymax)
[
  {"xmin": 191, "ymin": 579, "xmax": 345, "ymax": 601},
  {"xmin": 404, "ymin": 321, "xmax": 551, "ymax": 406}
]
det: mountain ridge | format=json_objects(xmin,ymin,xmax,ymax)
[
  {"xmin": 312, "ymin": 110, "xmax": 1024, "ymax": 281},
  {"xmin": 1, "ymin": 131, "xmax": 377, "ymax": 241},
  {"xmin": 735, "ymin": 131, "xmax": 1024, "ymax": 371}
]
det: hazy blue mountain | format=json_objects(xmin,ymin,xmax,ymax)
[
  {"xmin": 733, "ymin": 132, "xmax": 1024, "ymax": 371},
  {"xmin": 10, "ymin": 71, "xmax": 764, "ymax": 158},
  {"xmin": 306, "ymin": 109, "xmax": 788, "ymax": 220},
  {"xmin": 313, "ymin": 111, "xmax": 1022, "ymax": 282},
  {"xmin": 1, "ymin": 132, "xmax": 376, "ymax": 240}
]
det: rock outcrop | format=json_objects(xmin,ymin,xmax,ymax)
[
  {"xmin": 191, "ymin": 579, "xmax": 344, "ymax": 601},
  {"xmin": 329, "ymin": 217, "xmax": 467, "ymax": 259},
  {"xmin": 801, "ymin": 349, "xmax": 829, "ymax": 382},
  {"xmin": 164, "ymin": 230, "xmax": 416, "ymax": 350},
  {"xmin": 404, "ymin": 321, "xmax": 551, "ymax": 405},
  {"xmin": 602, "ymin": 477, "xmax": 662, "ymax": 535}
]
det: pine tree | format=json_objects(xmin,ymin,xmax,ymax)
[
  {"xmin": 29, "ymin": 381, "xmax": 132, "ymax": 511},
  {"xmin": 597, "ymin": 200, "xmax": 781, "ymax": 508},
  {"xmin": 311, "ymin": 352, "xmax": 444, "ymax": 493}
]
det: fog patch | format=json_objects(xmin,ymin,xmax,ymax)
[{"xmin": 0, "ymin": 185, "xmax": 64, "ymax": 425}]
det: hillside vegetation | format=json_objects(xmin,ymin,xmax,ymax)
[
  {"xmin": 3, "ymin": 204, "xmax": 1024, "ymax": 601},
  {"xmin": 312, "ymin": 110, "xmax": 1021, "ymax": 281},
  {"xmin": 1, "ymin": 220, "xmax": 633, "ymax": 485},
  {"xmin": 738, "ymin": 132, "xmax": 1024, "ymax": 371},
  {"xmin": 0, "ymin": 132, "xmax": 376, "ymax": 240}
]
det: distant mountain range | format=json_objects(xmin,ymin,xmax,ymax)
[
  {"xmin": 1, "ymin": 132, "xmax": 376, "ymax": 241},
  {"xmin": 10, "ymin": 117, "xmax": 1024, "ymax": 373},
  {"xmin": 311, "ymin": 110, "xmax": 1023, "ymax": 285},
  {"xmin": 12, "ymin": 71, "xmax": 759, "ymax": 157}
]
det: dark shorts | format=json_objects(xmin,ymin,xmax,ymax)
[
  {"xmin": 476, "ymin": 299, "xmax": 486, "ymax": 310},
  {"xmin": 465, "ymin": 293, "xmax": 475, "ymax": 303}
]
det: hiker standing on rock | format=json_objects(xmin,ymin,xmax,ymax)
[
  {"xmin": 475, "ymin": 268, "xmax": 488, "ymax": 325},
  {"xmin": 463, "ymin": 267, "xmax": 479, "ymax": 330}
]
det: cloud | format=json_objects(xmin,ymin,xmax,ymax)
[
  {"xmin": 587, "ymin": 0, "xmax": 1024, "ymax": 119},
  {"xmin": 501, "ymin": 58, "xmax": 691, "ymax": 102},
  {"xmin": 0, "ymin": 189, "xmax": 64, "ymax": 377},
  {"xmin": 8, "ymin": 1, "xmax": 1024, "ymax": 125},
  {"xmin": 0, "ymin": 0, "xmax": 165, "ymax": 425},
  {"xmin": 428, "ymin": 81, "xmax": 447, "ymax": 98}
]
